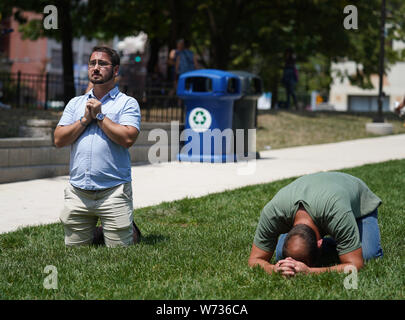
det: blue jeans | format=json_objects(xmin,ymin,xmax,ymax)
[{"xmin": 275, "ymin": 209, "xmax": 383, "ymax": 262}]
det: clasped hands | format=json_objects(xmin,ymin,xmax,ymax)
[
  {"xmin": 82, "ymin": 98, "xmax": 102, "ymax": 125},
  {"xmin": 274, "ymin": 257, "xmax": 311, "ymax": 277}
]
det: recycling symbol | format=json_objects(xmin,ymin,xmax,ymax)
[
  {"xmin": 193, "ymin": 111, "xmax": 207, "ymax": 125},
  {"xmin": 189, "ymin": 107, "xmax": 212, "ymax": 133}
]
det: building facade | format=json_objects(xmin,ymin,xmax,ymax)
[
  {"xmin": 2, "ymin": 10, "xmax": 97, "ymax": 78},
  {"xmin": 329, "ymin": 40, "xmax": 405, "ymax": 112}
]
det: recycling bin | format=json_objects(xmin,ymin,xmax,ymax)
[
  {"xmin": 229, "ymin": 71, "xmax": 263, "ymax": 160},
  {"xmin": 177, "ymin": 69, "xmax": 241, "ymax": 162}
]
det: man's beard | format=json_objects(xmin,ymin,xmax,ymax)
[{"xmin": 90, "ymin": 69, "xmax": 114, "ymax": 84}]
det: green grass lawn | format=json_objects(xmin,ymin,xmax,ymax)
[
  {"xmin": 256, "ymin": 110, "xmax": 405, "ymax": 151},
  {"xmin": 1, "ymin": 160, "xmax": 405, "ymax": 300}
]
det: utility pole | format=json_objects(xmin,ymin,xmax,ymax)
[
  {"xmin": 374, "ymin": 0, "xmax": 386, "ymax": 123},
  {"xmin": 366, "ymin": 0, "xmax": 393, "ymax": 134}
]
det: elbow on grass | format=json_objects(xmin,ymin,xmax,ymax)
[
  {"xmin": 248, "ymin": 258, "xmax": 258, "ymax": 269},
  {"xmin": 355, "ymin": 260, "xmax": 364, "ymax": 271}
]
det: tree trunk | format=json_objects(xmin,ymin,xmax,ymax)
[
  {"xmin": 147, "ymin": 37, "xmax": 161, "ymax": 76},
  {"xmin": 205, "ymin": 2, "xmax": 245, "ymax": 70},
  {"xmin": 59, "ymin": 0, "xmax": 75, "ymax": 106},
  {"xmin": 212, "ymin": 37, "xmax": 230, "ymax": 69},
  {"xmin": 168, "ymin": 0, "xmax": 179, "ymax": 50}
]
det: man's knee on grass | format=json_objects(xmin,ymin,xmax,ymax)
[
  {"xmin": 92, "ymin": 222, "xmax": 141, "ymax": 247},
  {"xmin": 282, "ymin": 224, "xmax": 320, "ymax": 267}
]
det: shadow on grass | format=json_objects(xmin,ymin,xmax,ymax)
[
  {"xmin": 91, "ymin": 230, "xmax": 169, "ymax": 247},
  {"xmin": 0, "ymin": 234, "xmax": 26, "ymax": 250},
  {"xmin": 140, "ymin": 233, "xmax": 169, "ymax": 246},
  {"xmin": 258, "ymin": 109, "xmax": 404, "ymax": 121}
]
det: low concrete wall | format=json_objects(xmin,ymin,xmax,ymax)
[
  {"xmin": 0, "ymin": 137, "xmax": 70, "ymax": 183},
  {"xmin": 0, "ymin": 122, "xmax": 183, "ymax": 184},
  {"xmin": 19, "ymin": 119, "xmax": 59, "ymax": 140},
  {"xmin": 129, "ymin": 122, "xmax": 183, "ymax": 163}
]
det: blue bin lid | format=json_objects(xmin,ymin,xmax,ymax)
[{"xmin": 177, "ymin": 69, "xmax": 242, "ymax": 98}]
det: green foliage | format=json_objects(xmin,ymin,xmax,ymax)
[
  {"xmin": 335, "ymin": 0, "xmax": 405, "ymax": 89},
  {"xmin": 2, "ymin": 0, "xmax": 405, "ymax": 95}
]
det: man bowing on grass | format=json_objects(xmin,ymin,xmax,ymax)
[{"xmin": 248, "ymin": 172, "xmax": 383, "ymax": 276}]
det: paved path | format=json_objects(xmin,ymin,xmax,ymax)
[{"xmin": 1, "ymin": 134, "xmax": 405, "ymax": 234}]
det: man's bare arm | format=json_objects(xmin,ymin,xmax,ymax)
[
  {"xmin": 248, "ymin": 244, "xmax": 295, "ymax": 276},
  {"xmin": 86, "ymin": 98, "xmax": 139, "ymax": 149},
  {"xmin": 97, "ymin": 118, "xmax": 139, "ymax": 149},
  {"xmin": 54, "ymin": 101, "xmax": 93, "ymax": 148},
  {"xmin": 309, "ymin": 247, "xmax": 364, "ymax": 274},
  {"xmin": 276, "ymin": 248, "xmax": 364, "ymax": 276},
  {"xmin": 54, "ymin": 117, "xmax": 92, "ymax": 148}
]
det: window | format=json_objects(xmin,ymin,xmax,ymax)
[{"xmin": 50, "ymin": 49, "xmax": 62, "ymax": 69}]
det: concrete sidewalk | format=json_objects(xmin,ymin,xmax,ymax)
[{"xmin": 1, "ymin": 134, "xmax": 405, "ymax": 234}]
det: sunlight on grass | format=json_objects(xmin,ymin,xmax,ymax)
[
  {"xmin": 0, "ymin": 160, "xmax": 404, "ymax": 299},
  {"xmin": 256, "ymin": 111, "xmax": 405, "ymax": 151}
]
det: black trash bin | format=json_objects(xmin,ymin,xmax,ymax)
[{"xmin": 229, "ymin": 71, "xmax": 262, "ymax": 159}]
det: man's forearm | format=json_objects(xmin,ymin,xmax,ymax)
[
  {"xmin": 54, "ymin": 118, "xmax": 89, "ymax": 147},
  {"xmin": 248, "ymin": 258, "xmax": 276, "ymax": 275},
  {"xmin": 97, "ymin": 117, "xmax": 138, "ymax": 148},
  {"xmin": 310, "ymin": 263, "xmax": 358, "ymax": 274}
]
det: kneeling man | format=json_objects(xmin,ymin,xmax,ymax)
[
  {"xmin": 248, "ymin": 172, "xmax": 383, "ymax": 276},
  {"xmin": 54, "ymin": 46, "xmax": 141, "ymax": 247}
]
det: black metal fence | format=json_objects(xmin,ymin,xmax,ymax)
[
  {"xmin": 0, "ymin": 71, "xmax": 185, "ymax": 123},
  {"xmin": 0, "ymin": 71, "xmax": 315, "ymax": 123},
  {"xmin": 129, "ymin": 84, "xmax": 185, "ymax": 123}
]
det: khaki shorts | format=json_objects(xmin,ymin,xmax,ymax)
[{"xmin": 60, "ymin": 182, "xmax": 134, "ymax": 247}]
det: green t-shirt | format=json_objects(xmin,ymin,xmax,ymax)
[{"xmin": 253, "ymin": 172, "xmax": 382, "ymax": 256}]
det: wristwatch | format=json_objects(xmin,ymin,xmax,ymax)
[
  {"xmin": 96, "ymin": 112, "xmax": 105, "ymax": 121},
  {"xmin": 79, "ymin": 116, "xmax": 88, "ymax": 127}
]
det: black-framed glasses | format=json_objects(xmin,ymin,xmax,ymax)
[{"xmin": 88, "ymin": 59, "xmax": 113, "ymax": 68}]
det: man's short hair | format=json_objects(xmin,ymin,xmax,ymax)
[
  {"xmin": 90, "ymin": 46, "xmax": 120, "ymax": 66},
  {"xmin": 282, "ymin": 224, "xmax": 319, "ymax": 266}
]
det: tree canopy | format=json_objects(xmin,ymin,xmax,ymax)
[{"xmin": 1, "ymin": 0, "xmax": 405, "ymax": 104}]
